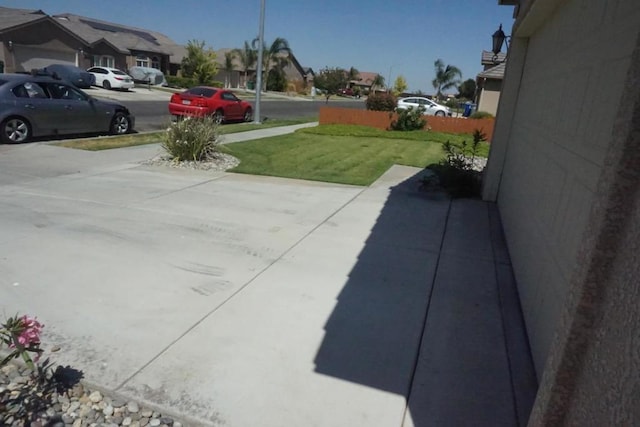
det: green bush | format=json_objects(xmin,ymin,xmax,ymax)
[
  {"xmin": 166, "ymin": 75, "xmax": 196, "ymax": 88},
  {"xmin": 391, "ymin": 106, "xmax": 426, "ymax": 131},
  {"xmin": 424, "ymin": 128, "xmax": 487, "ymax": 198},
  {"xmin": 365, "ymin": 92, "xmax": 397, "ymax": 111},
  {"xmin": 469, "ymin": 110, "xmax": 494, "ymax": 119},
  {"xmin": 162, "ymin": 116, "xmax": 220, "ymax": 161},
  {"xmin": 165, "ymin": 76, "xmax": 223, "ymax": 89}
]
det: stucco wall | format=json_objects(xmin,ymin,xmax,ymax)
[
  {"xmin": 477, "ymin": 79, "xmax": 502, "ymax": 116},
  {"xmin": 488, "ymin": 0, "xmax": 640, "ymax": 375}
]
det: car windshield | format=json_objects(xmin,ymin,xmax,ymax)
[
  {"xmin": 186, "ymin": 87, "xmax": 217, "ymax": 97},
  {"xmin": 112, "ymin": 70, "xmax": 127, "ymax": 75}
]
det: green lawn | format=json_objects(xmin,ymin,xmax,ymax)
[{"xmin": 222, "ymin": 125, "xmax": 486, "ymax": 186}]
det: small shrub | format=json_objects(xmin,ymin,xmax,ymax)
[
  {"xmin": 366, "ymin": 92, "xmax": 397, "ymax": 111},
  {"xmin": 425, "ymin": 128, "xmax": 487, "ymax": 198},
  {"xmin": 391, "ymin": 106, "xmax": 426, "ymax": 131},
  {"xmin": 469, "ymin": 110, "xmax": 494, "ymax": 119},
  {"xmin": 162, "ymin": 116, "xmax": 220, "ymax": 161},
  {"xmin": 166, "ymin": 75, "xmax": 196, "ymax": 89},
  {"xmin": 165, "ymin": 76, "xmax": 223, "ymax": 89}
]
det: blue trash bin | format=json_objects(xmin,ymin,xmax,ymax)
[{"xmin": 463, "ymin": 102, "xmax": 473, "ymax": 117}]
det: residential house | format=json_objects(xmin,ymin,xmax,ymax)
[
  {"xmin": 349, "ymin": 71, "xmax": 381, "ymax": 94},
  {"xmin": 475, "ymin": 50, "xmax": 506, "ymax": 115},
  {"xmin": 0, "ymin": 6, "xmax": 183, "ymax": 77},
  {"xmin": 483, "ymin": 0, "xmax": 640, "ymax": 424},
  {"xmin": 0, "ymin": 7, "xmax": 88, "ymax": 72}
]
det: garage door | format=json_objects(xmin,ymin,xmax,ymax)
[{"xmin": 13, "ymin": 44, "xmax": 76, "ymax": 72}]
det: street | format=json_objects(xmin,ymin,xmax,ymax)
[{"xmin": 124, "ymin": 98, "xmax": 365, "ymax": 132}]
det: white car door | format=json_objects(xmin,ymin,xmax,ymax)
[
  {"xmin": 422, "ymin": 99, "xmax": 438, "ymax": 115},
  {"xmin": 88, "ymin": 68, "xmax": 104, "ymax": 86}
]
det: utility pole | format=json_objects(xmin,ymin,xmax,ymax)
[{"xmin": 253, "ymin": 0, "xmax": 265, "ymax": 124}]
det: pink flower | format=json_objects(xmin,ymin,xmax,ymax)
[{"xmin": 16, "ymin": 315, "xmax": 43, "ymax": 347}]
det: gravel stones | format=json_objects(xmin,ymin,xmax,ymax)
[
  {"xmin": 142, "ymin": 152, "xmax": 240, "ymax": 172},
  {"xmin": 1, "ymin": 362, "xmax": 186, "ymax": 427}
]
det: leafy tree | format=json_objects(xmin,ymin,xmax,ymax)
[
  {"xmin": 313, "ymin": 67, "xmax": 349, "ymax": 103},
  {"xmin": 370, "ymin": 74, "xmax": 385, "ymax": 94},
  {"xmin": 181, "ymin": 40, "xmax": 218, "ymax": 85},
  {"xmin": 431, "ymin": 59, "xmax": 462, "ymax": 100},
  {"xmin": 233, "ymin": 41, "xmax": 257, "ymax": 89},
  {"xmin": 457, "ymin": 78, "xmax": 476, "ymax": 100},
  {"xmin": 222, "ymin": 51, "xmax": 235, "ymax": 88},
  {"xmin": 393, "ymin": 75, "xmax": 408, "ymax": 96}
]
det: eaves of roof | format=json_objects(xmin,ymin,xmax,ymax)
[{"xmin": 477, "ymin": 62, "xmax": 506, "ymax": 79}]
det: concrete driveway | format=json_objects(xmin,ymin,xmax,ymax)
[{"xmin": 0, "ymin": 138, "xmax": 536, "ymax": 426}]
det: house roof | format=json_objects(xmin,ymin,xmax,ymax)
[
  {"xmin": 0, "ymin": 6, "xmax": 46, "ymax": 31},
  {"xmin": 352, "ymin": 71, "xmax": 379, "ymax": 86},
  {"xmin": 481, "ymin": 50, "xmax": 506, "ymax": 65},
  {"xmin": 477, "ymin": 62, "xmax": 506, "ymax": 80},
  {"xmin": 52, "ymin": 13, "xmax": 176, "ymax": 56}
]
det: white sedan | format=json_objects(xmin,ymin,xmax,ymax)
[
  {"xmin": 397, "ymin": 97, "xmax": 451, "ymax": 116},
  {"xmin": 87, "ymin": 67, "xmax": 135, "ymax": 90}
]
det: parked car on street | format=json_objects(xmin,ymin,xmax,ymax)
[
  {"xmin": 0, "ymin": 73, "xmax": 134, "ymax": 144},
  {"xmin": 40, "ymin": 64, "xmax": 95, "ymax": 89},
  {"xmin": 397, "ymin": 97, "xmax": 452, "ymax": 116},
  {"xmin": 87, "ymin": 66, "xmax": 135, "ymax": 90},
  {"xmin": 168, "ymin": 87, "xmax": 253, "ymax": 123}
]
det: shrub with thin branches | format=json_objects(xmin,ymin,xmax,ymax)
[{"xmin": 162, "ymin": 116, "xmax": 220, "ymax": 161}]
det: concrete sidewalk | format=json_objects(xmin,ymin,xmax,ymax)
[{"xmin": 0, "ymin": 131, "xmax": 536, "ymax": 426}]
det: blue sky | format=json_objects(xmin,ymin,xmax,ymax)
[{"xmin": 4, "ymin": 0, "xmax": 514, "ymax": 93}]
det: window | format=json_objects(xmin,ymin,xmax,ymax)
[
  {"xmin": 186, "ymin": 87, "xmax": 217, "ymax": 97},
  {"xmin": 221, "ymin": 92, "xmax": 239, "ymax": 101},
  {"xmin": 12, "ymin": 82, "xmax": 47, "ymax": 99},
  {"xmin": 45, "ymin": 83, "xmax": 87, "ymax": 101},
  {"xmin": 151, "ymin": 56, "xmax": 160, "ymax": 69},
  {"xmin": 136, "ymin": 55, "xmax": 149, "ymax": 67},
  {"xmin": 93, "ymin": 55, "xmax": 115, "ymax": 68}
]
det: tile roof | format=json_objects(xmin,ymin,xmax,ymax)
[
  {"xmin": 352, "ymin": 71, "xmax": 379, "ymax": 86},
  {"xmin": 481, "ymin": 50, "xmax": 506, "ymax": 65},
  {"xmin": 52, "ymin": 13, "xmax": 176, "ymax": 55},
  {"xmin": 477, "ymin": 62, "xmax": 506, "ymax": 80},
  {"xmin": 0, "ymin": 6, "xmax": 47, "ymax": 31}
]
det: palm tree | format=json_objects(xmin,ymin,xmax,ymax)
[
  {"xmin": 233, "ymin": 41, "xmax": 256, "ymax": 90},
  {"xmin": 431, "ymin": 59, "xmax": 462, "ymax": 101},
  {"xmin": 222, "ymin": 51, "xmax": 235, "ymax": 88},
  {"xmin": 347, "ymin": 67, "xmax": 360, "ymax": 84},
  {"xmin": 253, "ymin": 37, "xmax": 291, "ymax": 90},
  {"xmin": 370, "ymin": 74, "xmax": 385, "ymax": 94}
]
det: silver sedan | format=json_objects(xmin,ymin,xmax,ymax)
[{"xmin": 0, "ymin": 73, "xmax": 135, "ymax": 144}]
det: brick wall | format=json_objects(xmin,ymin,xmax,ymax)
[{"xmin": 319, "ymin": 107, "xmax": 495, "ymax": 141}]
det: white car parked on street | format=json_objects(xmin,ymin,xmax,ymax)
[
  {"xmin": 397, "ymin": 97, "xmax": 451, "ymax": 116},
  {"xmin": 87, "ymin": 67, "xmax": 135, "ymax": 90}
]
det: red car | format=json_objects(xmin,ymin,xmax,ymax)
[{"xmin": 168, "ymin": 87, "xmax": 253, "ymax": 122}]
